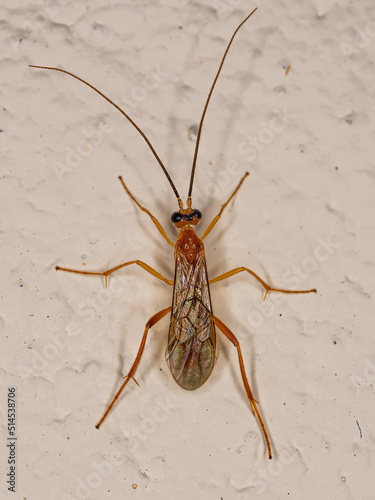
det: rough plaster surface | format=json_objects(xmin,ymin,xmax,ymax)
[{"xmin": 1, "ymin": 1, "xmax": 374, "ymax": 499}]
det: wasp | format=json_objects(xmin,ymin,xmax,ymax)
[{"xmin": 30, "ymin": 8, "xmax": 316, "ymax": 459}]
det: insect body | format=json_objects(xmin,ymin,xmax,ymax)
[
  {"xmin": 167, "ymin": 218, "xmax": 215, "ymax": 390},
  {"xmin": 30, "ymin": 8, "xmax": 316, "ymax": 459}
]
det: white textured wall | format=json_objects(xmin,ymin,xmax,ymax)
[{"xmin": 1, "ymin": 1, "xmax": 374, "ymax": 498}]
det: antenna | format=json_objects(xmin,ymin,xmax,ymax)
[
  {"xmin": 187, "ymin": 8, "xmax": 258, "ymax": 202},
  {"xmin": 29, "ymin": 65, "xmax": 182, "ymax": 204}
]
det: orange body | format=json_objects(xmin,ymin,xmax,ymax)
[{"xmin": 166, "ymin": 227, "xmax": 216, "ymax": 390}]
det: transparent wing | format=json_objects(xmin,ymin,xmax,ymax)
[{"xmin": 166, "ymin": 251, "xmax": 216, "ymax": 390}]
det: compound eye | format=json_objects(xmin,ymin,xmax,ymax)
[
  {"xmin": 193, "ymin": 209, "xmax": 202, "ymax": 219},
  {"xmin": 171, "ymin": 212, "xmax": 182, "ymax": 223}
]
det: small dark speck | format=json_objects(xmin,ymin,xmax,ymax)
[
  {"xmin": 335, "ymin": 166, "xmax": 339, "ymax": 170},
  {"xmin": 333, "ymin": 341, "xmax": 337, "ymax": 344},
  {"xmin": 356, "ymin": 420, "xmax": 362, "ymax": 439},
  {"xmin": 300, "ymin": 149, "xmax": 304, "ymax": 153},
  {"xmin": 67, "ymin": 436, "xmax": 70, "ymax": 440},
  {"xmin": 0, "ymin": 129, "xmax": 3, "ymax": 133},
  {"xmin": 279, "ymin": 313, "xmax": 282, "ymax": 317},
  {"xmin": 18, "ymin": 284, "xmax": 23, "ymax": 287},
  {"xmin": 178, "ymin": 26, "xmax": 183, "ymax": 30},
  {"xmin": 188, "ymin": 124, "xmax": 198, "ymax": 142},
  {"xmin": 47, "ymin": 315, "xmax": 50, "ymax": 318}
]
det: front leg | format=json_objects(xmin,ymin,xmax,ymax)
[
  {"xmin": 201, "ymin": 172, "xmax": 249, "ymax": 240},
  {"xmin": 118, "ymin": 176, "xmax": 175, "ymax": 247}
]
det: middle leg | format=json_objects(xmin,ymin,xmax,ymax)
[
  {"xmin": 56, "ymin": 260, "xmax": 174, "ymax": 287},
  {"xmin": 210, "ymin": 267, "xmax": 316, "ymax": 300}
]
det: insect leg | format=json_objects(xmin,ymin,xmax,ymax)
[
  {"xmin": 96, "ymin": 306, "xmax": 172, "ymax": 429},
  {"xmin": 56, "ymin": 260, "xmax": 174, "ymax": 287},
  {"xmin": 118, "ymin": 176, "xmax": 175, "ymax": 247},
  {"xmin": 213, "ymin": 315, "xmax": 272, "ymax": 460},
  {"xmin": 210, "ymin": 267, "xmax": 316, "ymax": 300},
  {"xmin": 201, "ymin": 172, "xmax": 249, "ymax": 240}
]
